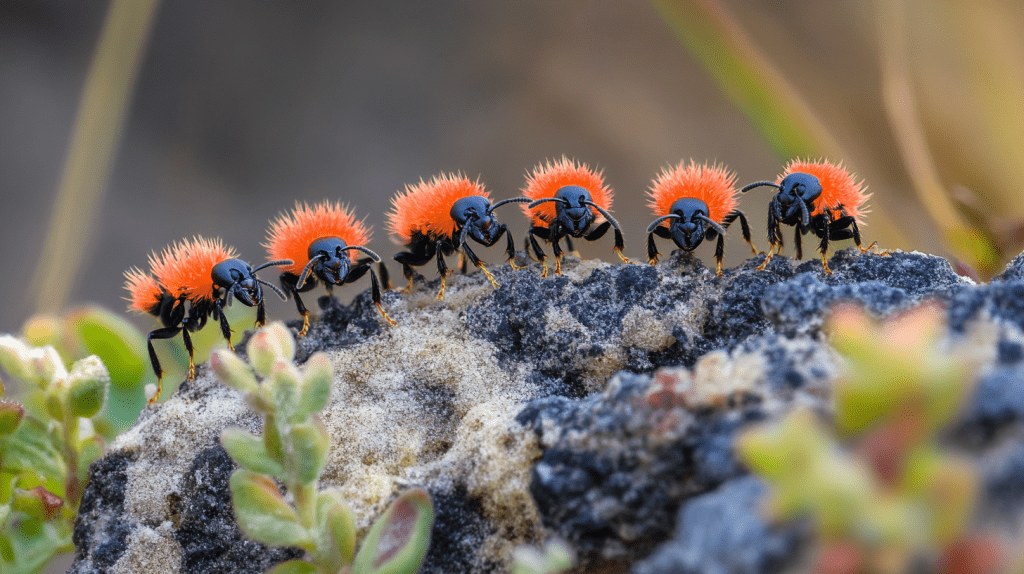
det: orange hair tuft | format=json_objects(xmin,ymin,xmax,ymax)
[
  {"xmin": 647, "ymin": 161, "xmax": 738, "ymax": 225},
  {"xmin": 781, "ymin": 159, "xmax": 869, "ymax": 221},
  {"xmin": 264, "ymin": 201, "xmax": 372, "ymax": 276},
  {"xmin": 151, "ymin": 236, "xmax": 238, "ymax": 302},
  {"xmin": 520, "ymin": 157, "xmax": 613, "ymax": 226},
  {"xmin": 387, "ymin": 173, "xmax": 490, "ymax": 243},
  {"xmin": 124, "ymin": 267, "xmax": 164, "ymax": 314}
]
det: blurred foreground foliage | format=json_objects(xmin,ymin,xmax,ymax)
[
  {"xmin": 0, "ymin": 336, "xmax": 110, "ymax": 573},
  {"xmin": 738, "ymin": 303, "xmax": 1022, "ymax": 573}
]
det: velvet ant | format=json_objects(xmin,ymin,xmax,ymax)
[
  {"xmin": 124, "ymin": 236, "xmax": 290, "ymax": 402},
  {"xmin": 265, "ymin": 201, "xmax": 395, "ymax": 336},
  {"xmin": 741, "ymin": 159, "xmax": 883, "ymax": 274},
  {"xmin": 520, "ymin": 157, "xmax": 629, "ymax": 276},
  {"xmin": 387, "ymin": 173, "xmax": 529, "ymax": 300},
  {"xmin": 646, "ymin": 161, "xmax": 757, "ymax": 276}
]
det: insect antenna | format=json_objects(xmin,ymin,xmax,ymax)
[
  {"xmin": 487, "ymin": 196, "xmax": 531, "ymax": 214},
  {"xmin": 695, "ymin": 214, "xmax": 727, "ymax": 236},
  {"xmin": 256, "ymin": 278, "xmax": 288, "ymax": 300},
  {"xmin": 584, "ymin": 200, "xmax": 622, "ymax": 231},
  {"xmin": 340, "ymin": 245, "xmax": 382, "ymax": 262},
  {"xmin": 296, "ymin": 254, "xmax": 326, "ymax": 290},
  {"xmin": 457, "ymin": 217, "xmax": 474, "ymax": 249},
  {"xmin": 527, "ymin": 197, "xmax": 566, "ymax": 210},
  {"xmin": 646, "ymin": 214, "xmax": 681, "ymax": 233},
  {"xmin": 253, "ymin": 259, "xmax": 294, "ymax": 273},
  {"xmin": 741, "ymin": 181, "xmax": 782, "ymax": 193},
  {"xmin": 797, "ymin": 197, "xmax": 810, "ymax": 227}
]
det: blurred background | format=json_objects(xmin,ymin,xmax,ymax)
[{"xmin": 2, "ymin": 0, "xmax": 1024, "ymax": 336}]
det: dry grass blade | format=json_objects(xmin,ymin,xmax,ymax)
[{"xmin": 29, "ymin": 0, "xmax": 162, "ymax": 314}]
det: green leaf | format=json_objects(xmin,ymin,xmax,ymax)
[
  {"xmin": 291, "ymin": 420, "xmax": 329, "ymax": 485},
  {"xmin": 11, "ymin": 487, "xmax": 63, "ymax": 521},
  {"xmin": 296, "ymin": 353, "xmax": 332, "ymax": 422},
  {"xmin": 266, "ymin": 560, "xmax": 320, "ymax": 574},
  {"xmin": 0, "ymin": 517, "xmax": 67, "ymax": 574},
  {"xmin": 229, "ymin": 469, "xmax": 312, "ymax": 549},
  {"xmin": 221, "ymin": 427, "xmax": 284, "ymax": 477},
  {"xmin": 316, "ymin": 489, "xmax": 357, "ymax": 572},
  {"xmin": 66, "ymin": 306, "xmax": 149, "ymax": 389},
  {"xmin": 28, "ymin": 347, "xmax": 65, "ymax": 388},
  {"xmin": 0, "ymin": 401, "xmax": 25, "ymax": 436},
  {"xmin": 66, "ymin": 356, "xmax": 109, "ymax": 419},
  {"xmin": 265, "ymin": 414, "xmax": 284, "ymax": 463},
  {"xmin": 77, "ymin": 435, "xmax": 105, "ymax": 492},
  {"xmin": 0, "ymin": 418, "xmax": 65, "ymax": 483},
  {"xmin": 247, "ymin": 323, "xmax": 295, "ymax": 377},
  {"xmin": 0, "ymin": 336, "xmax": 33, "ymax": 383},
  {"xmin": 210, "ymin": 349, "xmax": 259, "ymax": 396},
  {"xmin": 269, "ymin": 362, "xmax": 302, "ymax": 423},
  {"xmin": 352, "ymin": 488, "xmax": 434, "ymax": 574}
]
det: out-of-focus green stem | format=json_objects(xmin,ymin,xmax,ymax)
[
  {"xmin": 29, "ymin": 0, "xmax": 162, "ymax": 314},
  {"xmin": 651, "ymin": 0, "xmax": 907, "ymax": 249},
  {"xmin": 651, "ymin": 0, "xmax": 842, "ymax": 159},
  {"xmin": 874, "ymin": 0, "xmax": 999, "ymax": 274}
]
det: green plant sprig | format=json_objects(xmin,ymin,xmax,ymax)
[
  {"xmin": 0, "ymin": 335, "xmax": 110, "ymax": 574},
  {"xmin": 737, "ymin": 303, "xmax": 1006, "ymax": 573},
  {"xmin": 213, "ymin": 322, "xmax": 434, "ymax": 574}
]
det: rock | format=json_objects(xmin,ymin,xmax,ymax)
[
  {"xmin": 69, "ymin": 249, "xmax": 1024, "ymax": 573},
  {"xmin": 631, "ymin": 476, "xmax": 806, "ymax": 574}
]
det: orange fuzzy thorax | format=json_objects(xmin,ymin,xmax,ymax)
[
  {"xmin": 647, "ymin": 161, "xmax": 738, "ymax": 225},
  {"xmin": 780, "ymin": 159, "xmax": 869, "ymax": 221},
  {"xmin": 265, "ymin": 201, "xmax": 372, "ymax": 276},
  {"xmin": 521, "ymin": 157, "xmax": 613, "ymax": 227},
  {"xmin": 124, "ymin": 267, "xmax": 164, "ymax": 314},
  {"xmin": 387, "ymin": 173, "xmax": 491, "ymax": 243},
  {"xmin": 151, "ymin": 236, "xmax": 239, "ymax": 302}
]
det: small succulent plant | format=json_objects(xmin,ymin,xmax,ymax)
[
  {"xmin": 0, "ymin": 334, "xmax": 110, "ymax": 574},
  {"xmin": 737, "ymin": 302, "xmax": 1011, "ymax": 573},
  {"xmin": 212, "ymin": 322, "xmax": 434, "ymax": 574}
]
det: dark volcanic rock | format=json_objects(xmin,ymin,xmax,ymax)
[
  {"xmin": 518, "ymin": 372, "xmax": 765, "ymax": 563},
  {"xmin": 70, "ymin": 249, "xmax": 1024, "ymax": 573},
  {"xmin": 70, "ymin": 452, "xmax": 136, "ymax": 574},
  {"xmin": 631, "ymin": 476, "xmax": 806, "ymax": 574},
  {"xmin": 175, "ymin": 447, "xmax": 301, "ymax": 574}
]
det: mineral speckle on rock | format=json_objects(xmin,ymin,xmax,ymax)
[{"xmin": 70, "ymin": 249, "xmax": 1024, "ymax": 573}]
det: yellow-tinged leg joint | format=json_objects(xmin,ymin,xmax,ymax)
[
  {"xmin": 757, "ymin": 247, "xmax": 776, "ymax": 271},
  {"xmin": 479, "ymin": 263, "xmax": 500, "ymax": 289},
  {"xmin": 509, "ymin": 258, "xmax": 523, "ymax": 271},
  {"xmin": 148, "ymin": 377, "xmax": 162, "ymax": 405},
  {"xmin": 821, "ymin": 253, "xmax": 833, "ymax": 275},
  {"xmin": 859, "ymin": 241, "xmax": 890, "ymax": 256},
  {"xmin": 648, "ymin": 257, "xmax": 658, "ymax": 266},
  {"xmin": 298, "ymin": 312, "xmax": 310, "ymax": 337},
  {"xmin": 187, "ymin": 358, "xmax": 196, "ymax": 381},
  {"xmin": 407, "ymin": 276, "xmax": 414, "ymax": 294},
  {"xmin": 555, "ymin": 256, "xmax": 563, "ymax": 276},
  {"xmin": 716, "ymin": 260, "xmax": 724, "ymax": 277},
  {"xmin": 436, "ymin": 274, "xmax": 447, "ymax": 301},
  {"xmin": 615, "ymin": 248, "xmax": 631, "ymax": 264},
  {"xmin": 541, "ymin": 259, "xmax": 549, "ymax": 278},
  {"xmin": 375, "ymin": 302, "xmax": 398, "ymax": 326}
]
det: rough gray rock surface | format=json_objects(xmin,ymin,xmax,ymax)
[
  {"xmin": 70, "ymin": 249, "xmax": 1024, "ymax": 573},
  {"xmin": 631, "ymin": 476, "xmax": 806, "ymax": 574}
]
